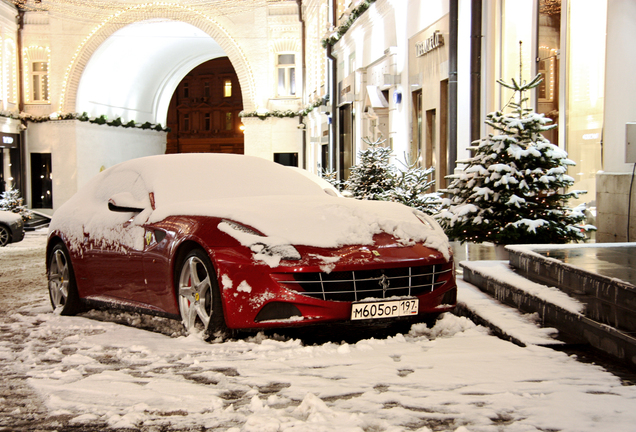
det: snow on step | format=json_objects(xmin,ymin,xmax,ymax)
[{"xmin": 457, "ymin": 278, "xmax": 564, "ymax": 347}]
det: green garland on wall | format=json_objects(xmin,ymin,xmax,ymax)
[
  {"xmin": 239, "ymin": 95, "xmax": 329, "ymax": 120},
  {"xmin": 321, "ymin": 0, "xmax": 377, "ymax": 48},
  {"xmin": 1, "ymin": 111, "xmax": 170, "ymax": 132}
]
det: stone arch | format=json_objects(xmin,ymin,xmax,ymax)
[{"xmin": 60, "ymin": 3, "xmax": 256, "ymax": 114}]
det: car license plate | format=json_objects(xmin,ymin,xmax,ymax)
[{"xmin": 350, "ymin": 298, "xmax": 419, "ymax": 321}]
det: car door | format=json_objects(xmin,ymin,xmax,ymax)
[
  {"xmin": 79, "ymin": 219, "xmax": 147, "ymax": 304},
  {"xmin": 140, "ymin": 225, "xmax": 176, "ymax": 314}
]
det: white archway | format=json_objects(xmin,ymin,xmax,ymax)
[
  {"xmin": 61, "ymin": 4, "xmax": 257, "ymax": 119},
  {"xmin": 75, "ymin": 19, "xmax": 227, "ymax": 126}
]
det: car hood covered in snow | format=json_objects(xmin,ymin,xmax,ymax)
[{"xmin": 49, "ymin": 154, "xmax": 450, "ymax": 259}]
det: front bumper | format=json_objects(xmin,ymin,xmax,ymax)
[{"xmin": 213, "ymin": 241, "xmax": 457, "ymax": 330}]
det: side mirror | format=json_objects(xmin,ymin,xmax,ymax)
[{"xmin": 108, "ymin": 192, "xmax": 148, "ymax": 213}]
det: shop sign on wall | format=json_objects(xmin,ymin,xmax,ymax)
[{"xmin": 415, "ymin": 30, "xmax": 444, "ymax": 57}]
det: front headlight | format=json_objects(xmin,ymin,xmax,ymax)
[
  {"xmin": 220, "ymin": 220, "xmax": 301, "ymax": 261},
  {"xmin": 414, "ymin": 211, "xmax": 436, "ymax": 230}
]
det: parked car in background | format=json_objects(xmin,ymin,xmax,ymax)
[
  {"xmin": 46, "ymin": 154, "xmax": 456, "ymax": 340},
  {"xmin": 0, "ymin": 210, "xmax": 25, "ymax": 247}
]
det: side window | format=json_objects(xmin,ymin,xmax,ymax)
[
  {"xmin": 277, "ymin": 54, "xmax": 296, "ymax": 97},
  {"xmin": 32, "ymin": 62, "xmax": 49, "ymax": 102},
  {"xmin": 24, "ymin": 46, "xmax": 50, "ymax": 104}
]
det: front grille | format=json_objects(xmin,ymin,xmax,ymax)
[{"xmin": 279, "ymin": 264, "xmax": 452, "ymax": 302}]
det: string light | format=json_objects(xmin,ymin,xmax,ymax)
[{"xmin": 12, "ymin": 0, "xmax": 281, "ymax": 19}]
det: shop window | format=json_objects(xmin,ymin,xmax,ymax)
[
  {"xmin": 224, "ymin": 79, "xmax": 232, "ymax": 98},
  {"xmin": 274, "ymin": 153, "xmax": 298, "ymax": 167},
  {"xmin": 565, "ymin": 0, "xmax": 607, "ymax": 206},
  {"xmin": 501, "ymin": 0, "xmax": 533, "ymax": 107},
  {"xmin": 31, "ymin": 153, "xmax": 52, "ymax": 209},
  {"xmin": 277, "ymin": 54, "xmax": 296, "ymax": 97},
  {"xmin": 31, "ymin": 61, "xmax": 49, "ymax": 102}
]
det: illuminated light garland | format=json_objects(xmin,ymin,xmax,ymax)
[
  {"xmin": 1, "ymin": 110, "xmax": 170, "ymax": 132},
  {"xmin": 321, "ymin": 0, "xmax": 376, "ymax": 48},
  {"xmin": 56, "ymin": 2, "xmax": 257, "ymax": 113},
  {"xmin": 239, "ymin": 95, "xmax": 329, "ymax": 120},
  {"xmin": 13, "ymin": 0, "xmax": 276, "ymax": 19},
  {"xmin": 4, "ymin": 39, "xmax": 18, "ymax": 105}
]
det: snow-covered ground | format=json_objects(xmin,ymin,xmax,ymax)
[{"xmin": 1, "ymin": 231, "xmax": 636, "ymax": 432}]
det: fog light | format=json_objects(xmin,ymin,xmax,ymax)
[{"xmin": 255, "ymin": 302, "xmax": 302, "ymax": 322}]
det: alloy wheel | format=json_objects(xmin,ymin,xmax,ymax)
[
  {"xmin": 48, "ymin": 248, "xmax": 70, "ymax": 310},
  {"xmin": 178, "ymin": 255, "xmax": 213, "ymax": 333}
]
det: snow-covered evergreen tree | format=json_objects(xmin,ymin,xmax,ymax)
[
  {"xmin": 345, "ymin": 137, "xmax": 395, "ymax": 201},
  {"xmin": 379, "ymin": 163, "xmax": 440, "ymax": 214},
  {"xmin": 345, "ymin": 137, "xmax": 440, "ymax": 214},
  {"xmin": 0, "ymin": 189, "xmax": 32, "ymax": 221},
  {"xmin": 321, "ymin": 168, "xmax": 343, "ymax": 191},
  {"xmin": 438, "ymin": 73, "xmax": 591, "ymax": 244}
]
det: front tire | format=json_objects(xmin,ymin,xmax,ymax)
[
  {"xmin": 0, "ymin": 225, "xmax": 10, "ymax": 247},
  {"xmin": 47, "ymin": 243, "xmax": 81, "ymax": 315},
  {"xmin": 177, "ymin": 248, "xmax": 227, "ymax": 340}
]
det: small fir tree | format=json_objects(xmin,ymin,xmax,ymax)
[
  {"xmin": 345, "ymin": 137, "xmax": 395, "ymax": 201},
  {"xmin": 344, "ymin": 137, "xmax": 440, "ymax": 214},
  {"xmin": 379, "ymin": 162, "xmax": 440, "ymax": 214},
  {"xmin": 321, "ymin": 168, "xmax": 343, "ymax": 191},
  {"xmin": 438, "ymin": 73, "xmax": 590, "ymax": 244},
  {"xmin": 0, "ymin": 188, "xmax": 33, "ymax": 221}
]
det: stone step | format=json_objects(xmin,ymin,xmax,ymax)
[
  {"xmin": 507, "ymin": 244, "xmax": 636, "ymax": 334},
  {"xmin": 460, "ymin": 260, "xmax": 636, "ymax": 368}
]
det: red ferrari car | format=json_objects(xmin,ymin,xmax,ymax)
[{"xmin": 47, "ymin": 153, "xmax": 456, "ymax": 339}]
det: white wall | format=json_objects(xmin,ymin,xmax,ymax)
[
  {"xmin": 242, "ymin": 117, "xmax": 302, "ymax": 161},
  {"xmin": 602, "ymin": 0, "xmax": 636, "ymax": 173},
  {"xmin": 26, "ymin": 121, "xmax": 166, "ymax": 212},
  {"xmin": 596, "ymin": 0, "xmax": 636, "ymax": 242}
]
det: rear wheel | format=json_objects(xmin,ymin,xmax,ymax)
[
  {"xmin": 0, "ymin": 225, "xmax": 10, "ymax": 247},
  {"xmin": 177, "ymin": 248, "xmax": 227, "ymax": 340},
  {"xmin": 47, "ymin": 243, "xmax": 81, "ymax": 315}
]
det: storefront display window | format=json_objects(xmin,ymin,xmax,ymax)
[
  {"xmin": 501, "ymin": 0, "xmax": 533, "ymax": 108},
  {"xmin": 566, "ymin": 0, "xmax": 607, "ymax": 206}
]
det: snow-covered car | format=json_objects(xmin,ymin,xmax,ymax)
[
  {"xmin": 46, "ymin": 154, "xmax": 456, "ymax": 339},
  {"xmin": 0, "ymin": 209, "xmax": 25, "ymax": 247}
]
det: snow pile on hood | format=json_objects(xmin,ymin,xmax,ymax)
[{"xmin": 50, "ymin": 154, "xmax": 450, "ymax": 259}]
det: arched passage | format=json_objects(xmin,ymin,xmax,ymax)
[{"xmin": 62, "ymin": 4, "xmax": 256, "ymax": 122}]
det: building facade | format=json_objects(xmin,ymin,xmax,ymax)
[
  {"xmin": 1, "ymin": 0, "xmax": 634, "ymax": 243},
  {"xmin": 301, "ymin": 0, "xmax": 635, "ymax": 243},
  {"xmin": 2, "ymin": 0, "xmax": 306, "ymax": 214}
]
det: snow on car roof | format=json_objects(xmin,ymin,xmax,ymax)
[{"xmin": 50, "ymin": 153, "xmax": 450, "ymax": 260}]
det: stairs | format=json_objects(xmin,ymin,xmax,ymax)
[
  {"xmin": 460, "ymin": 244, "xmax": 636, "ymax": 368},
  {"xmin": 24, "ymin": 211, "xmax": 51, "ymax": 231}
]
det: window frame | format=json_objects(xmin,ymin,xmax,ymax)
[{"xmin": 276, "ymin": 53, "xmax": 297, "ymax": 97}]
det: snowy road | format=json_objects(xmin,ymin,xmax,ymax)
[{"xmin": 1, "ymin": 232, "xmax": 636, "ymax": 432}]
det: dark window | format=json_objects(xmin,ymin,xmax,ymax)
[
  {"xmin": 204, "ymin": 81, "xmax": 210, "ymax": 98},
  {"xmin": 31, "ymin": 153, "xmax": 52, "ymax": 208},
  {"xmin": 225, "ymin": 112, "xmax": 232, "ymax": 131},
  {"xmin": 274, "ymin": 153, "xmax": 298, "ymax": 167},
  {"xmin": 183, "ymin": 114, "xmax": 190, "ymax": 131},
  {"xmin": 205, "ymin": 113, "xmax": 211, "ymax": 131},
  {"xmin": 183, "ymin": 82, "xmax": 189, "ymax": 98}
]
